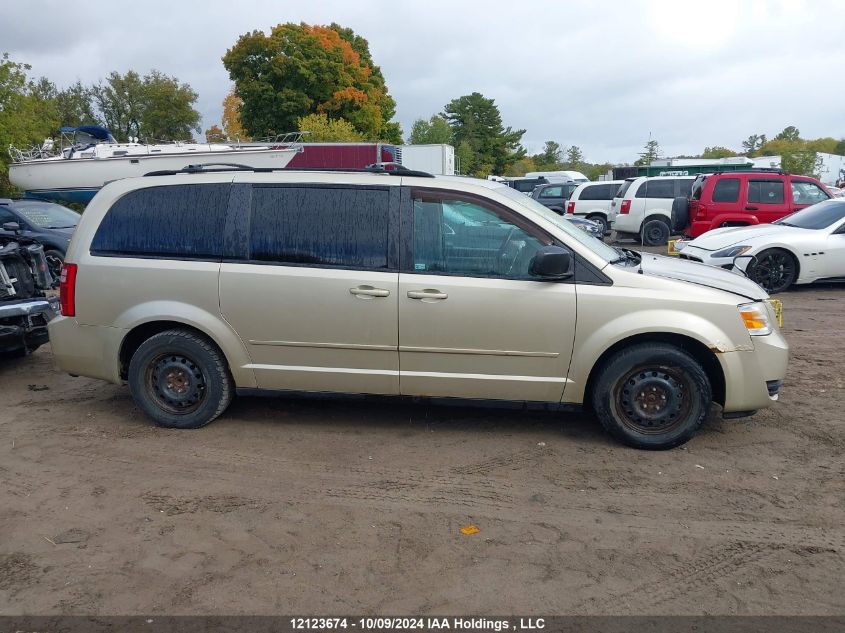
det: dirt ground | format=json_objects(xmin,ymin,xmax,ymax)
[{"xmin": 1, "ymin": 256, "xmax": 844, "ymax": 615}]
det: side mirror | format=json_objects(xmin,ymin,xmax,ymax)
[
  {"xmin": 2, "ymin": 221, "xmax": 21, "ymax": 234},
  {"xmin": 530, "ymin": 245, "xmax": 573, "ymax": 279}
]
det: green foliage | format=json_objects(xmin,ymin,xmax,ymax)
[
  {"xmin": 91, "ymin": 70, "xmax": 200, "ymax": 142},
  {"xmin": 408, "ymin": 115, "xmax": 452, "ymax": 145},
  {"xmin": 56, "ymin": 81, "xmax": 100, "ymax": 129},
  {"xmin": 298, "ymin": 112, "xmax": 362, "ymax": 142},
  {"xmin": 805, "ymin": 137, "xmax": 839, "ymax": 154},
  {"xmin": 0, "ymin": 54, "xmax": 60, "ymax": 194},
  {"xmin": 634, "ymin": 139, "xmax": 661, "ymax": 166},
  {"xmin": 741, "ymin": 134, "xmax": 767, "ymax": 156},
  {"xmin": 205, "ymin": 124, "xmax": 227, "ymax": 143},
  {"xmin": 441, "ymin": 92, "xmax": 525, "ymax": 177},
  {"xmin": 835, "ymin": 139, "xmax": 845, "ymax": 156},
  {"xmin": 759, "ymin": 138, "xmax": 821, "ymax": 177},
  {"xmin": 530, "ymin": 141, "xmax": 562, "ymax": 170},
  {"xmin": 702, "ymin": 146, "xmax": 737, "ymax": 158},
  {"xmin": 774, "ymin": 125, "xmax": 800, "ymax": 142},
  {"xmin": 223, "ymin": 22, "xmax": 402, "ymax": 143},
  {"xmin": 504, "ymin": 156, "xmax": 538, "ymax": 177},
  {"xmin": 563, "ymin": 145, "xmax": 584, "ymax": 169}
]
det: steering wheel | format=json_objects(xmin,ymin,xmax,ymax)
[{"xmin": 495, "ymin": 227, "xmax": 525, "ymax": 276}]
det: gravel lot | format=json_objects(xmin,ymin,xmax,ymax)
[{"xmin": 1, "ymin": 248, "xmax": 843, "ymax": 615}]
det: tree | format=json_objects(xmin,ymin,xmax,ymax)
[
  {"xmin": 90, "ymin": 70, "xmax": 200, "ymax": 142},
  {"xmin": 0, "ymin": 54, "xmax": 60, "ymax": 194},
  {"xmin": 634, "ymin": 139, "xmax": 661, "ymax": 166},
  {"xmin": 408, "ymin": 115, "xmax": 452, "ymax": 145},
  {"xmin": 298, "ymin": 112, "xmax": 362, "ymax": 141},
  {"xmin": 758, "ymin": 138, "xmax": 821, "ymax": 177},
  {"xmin": 504, "ymin": 156, "xmax": 538, "ymax": 177},
  {"xmin": 702, "ymin": 146, "xmax": 737, "ymax": 159},
  {"xmin": 440, "ymin": 92, "xmax": 525, "ymax": 176},
  {"xmin": 563, "ymin": 145, "xmax": 584, "ymax": 169},
  {"xmin": 205, "ymin": 124, "xmax": 227, "ymax": 143},
  {"xmin": 530, "ymin": 141, "xmax": 562, "ymax": 170},
  {"xmin": 806, "ymin": 137, "xmax": 838, "ymax": 154},
  {"xmin": 741, "ymin": 134, "xmax": 767, "ymax": 156},
  {"xmin": 835, "ymin": 139, "xmax": 845, "ymax": 156},
  {"xmin": 775, "ymin": 126, "xmax": 800, "ymax": 142},
  {"xmin": 56, "ymin": 81, "xmax": 99, "ymax": 128},
  {"xmin": 221, "ymin": 89, "xmax": 248, "ymax": 141},
  {"xmin": 223, "ymin": 22, "xmax": 402, "ymax": 143}
]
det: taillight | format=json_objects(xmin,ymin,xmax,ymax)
[
  {"xmin": 566, "ymin": 201, "xmax": 575, "ymax": 214},
  {"xmin": 59, "ymin": 263, "xmax": 77, "ymax": 317},
  {"xmin": 693, "ymin": 201, "xmax": 707, "ymax": 220},
  {"xmin": 620, "ymin": 199, "xmax": 631, "ymax": 214}
]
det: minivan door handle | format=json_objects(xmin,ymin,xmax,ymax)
[
  {"xmin": 407, "ymin": 289, "xmax": 448, "ymax": 301},
  {"xmin": 745, "ymin": 205, "xmax": 759, "ymax": 211},
  {"xmin": 349, "ymin": 285, "xmax": 390, "ymax": 298}
]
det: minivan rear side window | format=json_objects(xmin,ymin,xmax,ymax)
[
  {"xmin": 249, "ymin": 186, "xmax": 390, "ymax": 269},
  {"xmin": 579, "ymin": 183, "xmax": 614, "ymax": 200},
  {"xmin": 90, "ymin": 184, "xmax": 230, "ymax": 259},
  {"xmin": 635, "ymin": 180, "xmax": 676, "ymax": 199},
  {"xmin": 615, "ymin": 179, "xmax": 636, "ymax": 199},
  {"xmin": 711, "ymin": 178, "xmax": 740, "ymax": 202}
]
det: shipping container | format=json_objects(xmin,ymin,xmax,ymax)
[
  {"xmin": 286, "ymin": 143, "xmax": 400, "ymax": 170},
  {"xmin": 399, "ymin": 144, "xmax": 456, "ymax": 175}
]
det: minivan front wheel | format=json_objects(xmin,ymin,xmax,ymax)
[
  {"xmin": 593, "ymin": 343, "xmax": 712, "ymax": 449},
  {"xmin": 128, "ymin": 329, "xmax": 233, "ymax": 429}
]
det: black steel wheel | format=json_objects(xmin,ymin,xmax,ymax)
[
  {"xmin": 748, "ymin": 248, "xmax": 797, "ymax": 294},
  {"xmin": 128, "ymin": 329, "xmax": 233, "ymax": 429},
  {"xmin": 641, "ymin": 218, "xmax": 670, "ymax": 246},
  {"xmin": 592, "ymin": 343, "xmax": 712, "ymax": 449}
]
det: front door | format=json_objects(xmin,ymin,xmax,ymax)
[
  {"xmin": 398, "ymin": 188, "xmax": 577, "ymax": 402},
  {"xmin": 220, "ymin": 183, "xmax": 400, "ymax": 394}
]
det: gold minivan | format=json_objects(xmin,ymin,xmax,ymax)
[{"xmin": 48, "ymin": 167, "xmax": 788, "ymax": 449}]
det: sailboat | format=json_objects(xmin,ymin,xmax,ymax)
[{"xmin": 8, "ymin": 126, "xmax": 302, "ymax": 204}]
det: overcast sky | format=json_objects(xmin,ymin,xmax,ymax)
[{"xmin": 3, "ymin": 0, "xmax": 843, "ymax": 164}]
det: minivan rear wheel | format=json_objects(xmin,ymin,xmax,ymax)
[
  {"xmin": 128, "ymin": 329, "xmax": 233, "ymax": 429},
  {"xmin": 592, "ymin": 343, "xmax": 712, "ymax": 449},
  {"xmin": 641, "ymin": 218, "xmax": 671, "ymax": 246},
  {"xmin": 586, "ymin": 214, "xmax": 609, "ymax": 234}
]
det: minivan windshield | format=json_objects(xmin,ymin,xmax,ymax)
[
  {"xmin": 774, "ymin": 199, "xmax": 845, "ymax": 229},
  {"xmin": 495, "ymin": 185, "xmax": 620, "ymax": 261}
]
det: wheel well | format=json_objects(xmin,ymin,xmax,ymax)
[
  {"xmin": 586, "ymin": 212, "xmax": 607, "ymax": 220},
  {"xmin": 583, "ymin": 333, "xmax": 726, "ymax": 411},
  {"xmin": 756, "ymin": 247, "xmax": 801, "ymax": 278},
  {"xmin": 642, "ymin": 214, "xmax": 671, "ymax": 229},
  {"xmin": 118, "ymin": 321, "xmax": 220, "ymax": 380},
  {"xmin": 720, "ymin": 221, "xmax": 749, "ymax": 228}
]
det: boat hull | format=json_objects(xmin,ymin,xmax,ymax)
[{"xmin": 10, "ymin": 147, "xmax": 298, "ymax": 204}]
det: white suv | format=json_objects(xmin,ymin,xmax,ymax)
[
  {"xmin": 565, "ymin": 180, "xmax": 623, "ymax": 234},
  {"xmin": 609, "ymin": 176, "xmax": 695, "ymax": 245}
]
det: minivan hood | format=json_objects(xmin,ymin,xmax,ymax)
[
  {"xmin": 687, "ymin": 224, "xmax": 791, "ymax": 251},
  {"xmin": 637, "ymin": 253, "xmax": 767, "ymax": 301}
]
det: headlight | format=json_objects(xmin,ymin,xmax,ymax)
[
  {"xmin": 713, "ymin": 245, "xmax": 752, "ymax": 258},
  {"xmin": 738, "ymin": 303, "xmax": 772, "ymax": 336}
]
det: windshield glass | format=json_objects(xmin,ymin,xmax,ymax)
[
  {"xmin": 774, "ymin": 199, "xmax": 845, "ymax": 229},
  {"xmin": 11, "ymin": 201, "xmax": 80, "ymax": 228},
  {"xmin": 494, "ymin": 185, "xmax": 619, "ymax": 261}
]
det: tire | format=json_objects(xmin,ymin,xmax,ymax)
[
  {"xmin": 586, "ymin": 214, "xmax": 609, "ymax": 235},
  {"xmin": 127, "ymin": 329, "xmax": 234, "ymax": 429},
  {"xmin": 592, "ymin": 343, "xmax": 712, "ymax": 450},
  {"xmin": 670, "ymin": 197, "xmax": 689, "ymax": 233},
  {"xmin": 44, "ymin": 249, "xmax": 64, "ymax": 282},
  {"xmin": 641, "ymin": 218, "xmax": 671, "ymax": 246},
  {"xmin": 747, "ymin": 248, "xmax": 798, "ymax": 294}
]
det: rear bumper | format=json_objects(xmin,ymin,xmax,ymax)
[
  {"xmin": 0, "ymin": 297, "xmax": 58, "ymax": 353},
  {"xmin": 47, "ymin": 316, "xmax": 126, "ymax": 383}
]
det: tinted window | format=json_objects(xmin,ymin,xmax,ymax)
[
  {"xmin": 615, "ymin": 179, "xmax": 636, "ymax": 199},
  {"xmin": 579, "ymin": 184, "xmax": 614, "ymax": 200},
  {"xmin": 412, "ymin": 193, "xmax": 547, "ymax": 279},
  {"xmin": 11, "ymin": 201, "xmax": 80, "ymax": 228},
  {"xmin": 711, "ymin": 178, "xmax": 740, "ymax": 202},
  {"xmin": 0, "ymin": 208, "xmax": 18, "ymax": 225},
  {"xmin": 250, "ymin": 186, "xmax": 389, "ymax": 269},
  {"xmin": 91, "ymin": 184, "xmax": 229, "ymax": 258},
  {"xmin": 539, "ymin": 186, "xmax": 563, "ymax": 198},
  {"xmin": 748, "ymin": 180, "xmax": 785, "ymax": 204},
  {"xmin": 775, "ymin": 199, "xmax": 845, "ymax": 229},
  {"xmin": 791, "ymin": 181, "xmax": 829, "ymax": 205},
  {"xmin": 635, "ymin": 179, "xmax": 676, "ymax": 199}
]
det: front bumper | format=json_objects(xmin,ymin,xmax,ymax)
[{"xmin": 676, "ymin": 245, "xmax": 751, "ymax": 273}]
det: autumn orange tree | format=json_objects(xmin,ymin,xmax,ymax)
[{"xmin": 222, "ymin": 22, "xmax": 401, "ymax": 143}]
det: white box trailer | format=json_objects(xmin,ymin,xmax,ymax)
[{"xmin": 399, "ymin": 144, "xmax": 455, "ymax": 175}]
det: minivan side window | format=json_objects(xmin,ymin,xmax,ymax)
[
  {"xmin": 411, "ymin": 192, "xmax": 549, "ymax": 279},
  {"xmin": 580, "ymin": 184, "xmax": 613, "ymax": 200},
  {"xmin": 748, "ymin": 180, "xmax": 785, "ymax": 204},
  {"xmin": 90, "ymin": 184, "xmax": 230, "ymax": 259},
  {"xmin": 635, "ymin": 180, "xmax": 676, "ymax": 199},
  {"xmin": 711, "ymin": 178, "xmax": 740, "ymax": 203},
  {"xmin": 249, "ymin": 186, "xmax": 390, "ymax": 269}
]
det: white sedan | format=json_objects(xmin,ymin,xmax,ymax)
[{"xmin": 677, "ymin": 199, "xmax": 845, "ymax": 293}]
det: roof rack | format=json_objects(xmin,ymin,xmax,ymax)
[
  {"xmin": 704, "ymin": 168, "xmax": 787, "ymax": 176},
  {"xmin": 144, "ymin": 163, "xmax": 435, "ymax": 178}
]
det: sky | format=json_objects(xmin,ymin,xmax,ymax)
[{"xmin": 3, "ymin": 0, "xmax": 844, "ymax": 165}]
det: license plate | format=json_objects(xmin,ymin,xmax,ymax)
[{"xmin": 767, "ymin": 299, "xmax": 783, "ymax": 327}]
